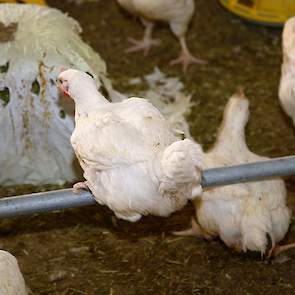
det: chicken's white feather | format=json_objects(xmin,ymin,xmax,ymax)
[
  {"xmin": 0, "ymin": 250, "xmax": 27, "ymax": 295},
  {"xmin": 117, "ymin": 0, "xmax": 194, "ymax": 36},
  {"xmin": 58, "ymin": 69, "xmax": 203, "ymax": 222},
  {"xmin": 279, "ymin": 16, "xmax": 295, "ymax": 125}
]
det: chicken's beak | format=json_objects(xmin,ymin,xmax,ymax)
[{"xmin": 56, "ymin": 79, "xmax": 69, "ymax": 97}]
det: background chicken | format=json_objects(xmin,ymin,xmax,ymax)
[
  {"xmin": 57, "ymin": 69, "xmax": 203, "ymax": 222},
  {"xmin": 0, "ymin": 250, "xmax": 27, "ymax": 295},
  {"xmin": 117, "ymin": 0, "xmax": 206, "ymax": 71},
  {"xmin": 175, "ymin": 92, "xmax": 294, "ymax": 257},
  {"xmin": 0, "ymin": 4, "xmax": 115, "ymax": 185},
  {"xmin": 279, "ymin": 16, "xmax": 295, "ymax": 125}
]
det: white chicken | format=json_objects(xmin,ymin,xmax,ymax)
[
  {"xmin": 175, "ymin": 92, "xmax": 295, "ymax": 257},
  {"xmin": 279, "ymin": 16, "xmax": 295, "ymax": 125},
  {"xmin": 117, "ymin": 0, "xmax": 206, "ymax": 71},
  {"xmin": 0, "ymin": 4, "xmax": 115, "ymax": 185},
  {"xmin": 0, "ymin": 250, "xmax": 27, "ymax": 295},
  {"xmin": 57, "ymin": 69, "xmax": 203, "ymax": 222}
]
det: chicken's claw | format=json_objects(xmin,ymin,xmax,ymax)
[
  {"xmin": 125, "ymin": 37, "xmax": 161, "ymax": 56},
  {"xmin": 72, "ymin": 181, "xmax": 89, "ymax": 194},
  {"xmin": 170, "ymin": 51, "xmax": 207, "ymax": 72},
  {"xmin": 172, "ymin": 217, "xmax": 213, "ymax": 240},
  {"xmin": 270, "ymin": 242, "xmax": 295, "ymax": 257}
]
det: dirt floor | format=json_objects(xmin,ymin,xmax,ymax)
[{"xmin": 2, "ymin": 0, "xmax": 295, "ymax": 294}]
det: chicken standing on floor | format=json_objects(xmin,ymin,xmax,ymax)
[
  {"xmin": 117, "ymin": 0, "xmax": 206, "ymax": 71},
  {"xmin": 175, "ymin": 93, "xmax": 295, "ymax": 257},
  {"xmin": 0, "ymin": 250, "xmax": 27, "ymax": 295},
  {"xmin": 57, "ymin": 69, "xmax": 203, "ymax": 222},
  {"xmin": 279, "ymin": 16, "xmax": 295, "ymax": 125}
]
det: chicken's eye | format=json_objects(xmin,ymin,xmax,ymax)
[
  {"xmin": 85, "ymin": 71, "xmax": 94, "ymax": 79},
  {"xmin": 58, "ymin": 78, "xmax": 63, "ymax": 84}
]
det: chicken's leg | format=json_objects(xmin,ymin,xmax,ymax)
[
  {"xmin": 170, "ymin": 36, "xmax": 207, "ymax": 72},
  {"xmin": 271, "ymin": 242, "xmax": 295, "ymax": 257},
  {"xmin": 172, "ymin": 217, "xmax": 213, "ymax": 240},
  {"xmin": 73, "ymin": 181, "xmax": 89, "ymax": 194},
  {"xmin": 126, "ymin": 19, "xmax": 160, "ymax": 56}
]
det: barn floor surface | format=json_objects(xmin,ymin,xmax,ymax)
[{"xmin": 2, "ymin": 0, "xmax": 295, "ymax": 294}]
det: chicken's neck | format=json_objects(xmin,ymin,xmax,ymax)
[
  {"xmin": 218, "ymin": 116, "xmax": 246, "ymax": 145},
  {"xmin": 216, "ymin": 101, "xmax": 248, "ymax": 147},
  {"xmin": 73, "ymin": 89, "xmax": 109, "ymax": 118}
]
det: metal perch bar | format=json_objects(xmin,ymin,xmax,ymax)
[{"xmin": 1, "ymin": 156, "xmax": 295, "ymax": 219}]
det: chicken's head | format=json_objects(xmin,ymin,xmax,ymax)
[
  {"xmin": 56, "ymin": 69, "xmax": 96, "ymax": 102},
  {"xmin": 56, "ymin": 70, "xmax": 70, "ymax": 96}
]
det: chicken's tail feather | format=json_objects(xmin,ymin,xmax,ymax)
[{"xmin": 159, "ymin": 138, "xmax": 204, "ymax": 197}]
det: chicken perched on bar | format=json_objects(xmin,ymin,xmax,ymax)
[{"xmin": 57, "ymin": 69, "xmax": 204, "ymax": 222}]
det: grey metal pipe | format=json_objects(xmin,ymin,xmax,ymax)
[
  {"xmin": 0, "ymin": 189, "xmax": 96, "ymax": 218},
  {"xmin": 1, "ymin": 156, "xmax": 295, "ymax": 218},
  {"xmin": 202, "ymin": 156, "xmax": 295, "ymax": 187}
]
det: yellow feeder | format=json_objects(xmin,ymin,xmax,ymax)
[
  {"xmin": 0, "ymin": 0, "xmax": 47, "ymax": 5},
  {"xmin": 219, "ymin": 0, "xmax": 295, "ymax": 26}
]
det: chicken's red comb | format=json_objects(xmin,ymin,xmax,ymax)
[{"xmin": 239, "ymin": 87, "xmax": 246, "ymax": 99}]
